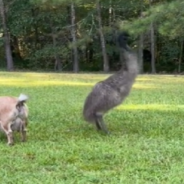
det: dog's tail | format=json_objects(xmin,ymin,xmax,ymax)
[{"xmin": 18, "ymin": 94, "xmax": 28, "ymax": 103}]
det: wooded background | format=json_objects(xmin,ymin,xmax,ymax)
[{"xmin": 0, "ymin": 0, "xmax": 183, "ymax": 73}]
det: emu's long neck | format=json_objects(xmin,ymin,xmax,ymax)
[
  {"xmin": 117, "ymin": 32, "xmax": 139, "ymax": 75},
  {"xmin": 124, "ymin": 49, "xmax": 139, "ymax": 74}
]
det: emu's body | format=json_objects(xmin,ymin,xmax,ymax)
[{"xmin": 83, "ymin": 33, "xmax": 138, "ymax": 133}]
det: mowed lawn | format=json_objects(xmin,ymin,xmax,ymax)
[{"xmin": 0, "ymin": 72, "xmax": 184, "ymax": 184}]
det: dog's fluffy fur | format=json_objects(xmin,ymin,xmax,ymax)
[{"xmin": 0, "ymin": 94, "xmax": 28, "ymax": 145}]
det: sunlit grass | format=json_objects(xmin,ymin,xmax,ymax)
[
  {"xmin": 0, "ymin": 72, "xmax": 180, "ymax": 89},
  {"xmin": 117, "ymin": 104, "xmax": 184, "ymax": 110},
  {"xmin": 0, "ymin": 72, "xmax": 184, "ymax": 183}
]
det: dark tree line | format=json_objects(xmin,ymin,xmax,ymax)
[{"xmin": 0, "ymin": 0, "xmax": 184, "ymax": 73}]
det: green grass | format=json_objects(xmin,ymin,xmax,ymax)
[{"xmin": 0, "ymin": 72, "xmax": 184, "ymax": 184}]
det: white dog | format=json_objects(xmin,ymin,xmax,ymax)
[{"xmin": 0, "ymin": 94, "xmax": 28, "ymax": 145}]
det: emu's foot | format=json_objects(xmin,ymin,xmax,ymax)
[
  {"xmin": 103, "ymin": 130, "xmax": 111, "ymax": 135},
  {"xmin": 97, "ymin": 129, "xmax": 111, "ymax": 135}
]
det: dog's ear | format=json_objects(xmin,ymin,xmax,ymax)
[{"xmin": 16, "ymin": 101, "xmax": 25, "ymax": 112}]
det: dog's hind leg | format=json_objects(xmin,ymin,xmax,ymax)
[
  {"xmin": 1, "ymin": 122, "xmax": 14, "ymax": 145},
  {"xmin": 20, "ymin": 122, "xmax": 27, "ymax": 142}
]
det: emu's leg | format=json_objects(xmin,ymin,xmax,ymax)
[
  {"xmin": 95, "ymin": 119, "xmax": 102, "ymax": 130},
  {"xmin": 95, "ymin": 113, "xmax": 109, "ymax": 134}
]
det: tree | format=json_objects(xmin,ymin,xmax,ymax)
[
  {"xmin": 178, "ymin": 39, "xmax": 183, "ymax": 73},
  {"xmin": 149, "ymin": 0, "xmax": 156, "ymax": 73},
  {"xmin": 96, "ymin": 0, "xmax": 109, "ymax": 72},
  {"xmin": 123, "ymin": 0, "xmax": 184, "ymax": 38},
  {"xmin": 70, "ymin": 1, "xmax": 79, "ymax": 73},
  {"xmin": 0, "ymin": 0, "xmax": 14, "ymax": 71},
  {"xmin": 137, "ymin": 6, "xmax": 144, "ymax": 74},
  {"xmin": 138, "ymin": 33, "xmax": 144, "ymax": 73},
  {"xmin": 51, "ymin": 27, "xmax": 62, "ymax": 71},
  {"xmin": 150, "ymin": 21, "xmax": 156, "ymax": 73},
  {"xmin": 1, "ymin": 0, "xmax": 182, "ymax": 73}
]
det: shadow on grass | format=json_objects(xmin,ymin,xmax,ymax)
[
  {"xmin": 107, "ymin": 108, "xmax": 184, "ymax": 139},
  {"xmin": 71, "ymin": 107, "xmax": 184, "ymax": 141},
  {"xmin": 0, "ymin": 108, "xmax": 183, "ymax": 146},
  {"xmin": 26, "ymin": 108, "xmax": 184, "ymax": 143}
]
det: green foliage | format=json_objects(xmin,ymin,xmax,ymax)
[
  {"xmin": 1, "ymin": 72, "xmax": 184, "ymax": 183},
  {"xmin": 122, "ymin": 0, "xmax": 184, "ymax": 38},
  {"xmin": 30, "ymin": 45, "xmax": 69, "ymax": 60},
  {"xmin": 1, "ymin": 0, "xmax": 184, "ymax": 72},
  {"xmin": 8, "ymin": 0, "xmax": 34, "ymax": 36}
]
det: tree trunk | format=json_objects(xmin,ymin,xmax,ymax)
[
  {"xmin": 149, "ymin": 0, "xmax": 156, "ymax": 74},
  {"xmin": 96, "ymin": 0, "xmax": 109, "ymax": 72},
  {"xmin": 0, "ymin": 0, "xmax": 14, "ymax": 71},
  {"xmin": 138, "ymin": 7, "xmax": 144, "ymax": 74},
  {"xmin": 70, "ymin": 2, "xmax": 79, "ymax": 73},
  {"xmin": 11, "ymin": 35, "xmax": 22, "ymax": 60},
  {"xmin": 31, "ymin": 8, "xmax": 39, "ymax": 50},
  {"xmin": 54, "ymin": 55, "xmax": 62, "ymax": 72},
  {"xmin": 86, "ymin": 42, "xmax": 93, "ymax": 63},
  {"xmin": 51, "ymin": 27, "xmax": 62, "ymax": 72},
  {"xmin": 52, "ymin": 35, "xmax": 62, "ymax": 72},
  {"xmin": 178, "ymin": 40, "xmax": 183, "ymax": 73},
  {"xmin": 108, "ymin": 0, "xmax": 112, "ymax": 26},
  {"xmin": 138, "ymin": 33, "xmax": 144, "ymax": 73},
  {"xmin": 150, "ymin": 22, "xmax": 156, "ymax": 73}
]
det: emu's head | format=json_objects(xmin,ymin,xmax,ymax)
[{"xmin": 117, "ymin": 32, "xmax": 130, "ymax": 50}]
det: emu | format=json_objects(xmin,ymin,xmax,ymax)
[
  {"xmin": 83, "ymin": 32, "xmax": 139, "ymax": 134},
  {"xmin": 0, "ymin": 94, "xmax": 28, "ymax": 145}
]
